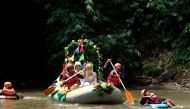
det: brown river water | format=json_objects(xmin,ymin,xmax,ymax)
[{"xmin": 0, "ymin": 89, "xmax": 190, "ymax": 109}]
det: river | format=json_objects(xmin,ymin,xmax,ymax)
[{"xmin": 0, "ymin": 89, "xmax": 190, "ymax": 109}]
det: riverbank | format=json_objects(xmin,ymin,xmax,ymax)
[
  {"xmin": 132, "ymin": 81, "xmax": 190, "ymax": 90},
  {"xmin": 139, "ymin": 50, "xmax": 190, "ymax": 90},
  {"xmin": 146, "ymin": 82, "xmax": 189, "ymax": 90}
]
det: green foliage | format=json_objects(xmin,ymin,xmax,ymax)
[
  {"xmin": 44, "ymin": 0, "xmax": 190, "ymax": 83},
  {"xmin": 142, "ymin": 51, "xmax": 189, "ymax": 82},
  {"xmin": 143, "ymin": 63, "xmax": 158, "ymax": 76},
  {"xmin": 172, "ymin": 23, "xmax": 190, "ymax": 48},
  {"xmin": 44, "ymin": 0, "xmax": 142, "ymax": 80}
]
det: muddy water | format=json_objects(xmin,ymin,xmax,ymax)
[{"xmin": 0, "ymin": 89, "xmax": 190, "ymax": 109}]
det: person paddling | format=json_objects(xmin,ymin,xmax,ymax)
[
  {"xmin": 139, "ymin": 89, "xmax": 176, "ymax": 107},
  {"xmin": 103, "ymin": 59, "xmax": 124, "ymax": 87},
  {"xmin": 74, "ymin": 61, "xmax": 84, "ymax": 85},
  {"xmin": 0, "ymin": 82, "xmax": 16, "ymax": 96},
  {"xmin": 60, "ymin": 63, "xmax": 80, "ymax": 89}
]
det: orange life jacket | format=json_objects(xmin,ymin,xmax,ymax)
[
  {"xmin": 2, "ymin": 87, "xmax": 16, "ymax": 96},
  {"xmin": 64, "ymin": 73, "xmax": 80, "ymax": 87},
  {"xmin": 107, "ymin": 70, "xmax": 120, "ymax": 87}
]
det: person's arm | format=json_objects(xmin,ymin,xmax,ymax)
[
  {"xmin": 77, "ymin": 70, "xmax": 84, "ymax": 79},
  {"xmin": 0, "ymin": 89, "xmax": 2, "ymax": 94},
  {"xmin": 77, "ymin": 74, "xmax": 84, "ymax": 79},
  {"xmin": 2, "ymin": 87, "xmax": 16, "ymax": 95},
  {"xmin": 103, "ymin": 59, "xmax": 112, "ymax": 69},
  {"xmin": 140, "ymin": 97, "xmax": 152, "ymax": 105},
  {"xmin": 93, "ymin": 72, "xmax": 97, "ymax": 83},
  {"xmin": 142, "ymin": 96, "xmax": 151, "ymax": 98},
  {"xmin": 60, "ymin": 75, "xmax": 67, "ymax": 87}
]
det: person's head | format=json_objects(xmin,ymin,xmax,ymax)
[
  {"xmin": 74, "ymin": 61, "xmax": 82, "ymax": 71},
  {"xmin": 141, "ymin": 89, "xmax": 146, "ymax": 97},
  {"xmin": 4, "ymin": 82, "xmax": 12, "ymax": 89},
  {"xmin": 85, "ymin": 62, "xmax": 93, "ymax": 74},
  {"xmin": 114, "ymin": 63, "xmax": 122, "ymax": 71},
  {"xmin": 141, "ymin": 89, "xmax": 152, "ymax": 97},
  {"xmin": 66, "ymin": 63, "xmax": 74, "ymax": 73}
]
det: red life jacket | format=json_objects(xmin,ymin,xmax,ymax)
[
  {"xmin": 61, "ymin": 70, "xmax": 66, "ymax": 77},
  {"xmin": 64, "ymin": 73, "xmax": 80, "ymax": 87},
  {"xmin": 107, "ymin": 70, "xmax": 120, "ymax": 87},
  {"xmin": 2, "ymin": 87, "xmax": 16, "ymax": 96},
  {"xmin": 150, "ymin": 95, "xmax": 162, "ymax": 104}
]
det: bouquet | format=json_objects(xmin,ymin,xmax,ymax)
[{"xmin": 93, "ymin": 82, "xmax": 114, "ymax": 96}]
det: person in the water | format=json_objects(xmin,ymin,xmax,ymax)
[{"xmin": 139, "ymin": 89, "xmax": 175, "ymax": 107}]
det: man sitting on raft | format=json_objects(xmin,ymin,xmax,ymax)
[
  {"xmin": 60, "ymin": 63, "xmax": 81, "ymax": 90},
  {"xmin": 139, "ymin": 89, "xmax": 175, "ymax": 107},
  {"xmin": 103, "ymin": 59, "xmax": 124, "ymax": 87}
]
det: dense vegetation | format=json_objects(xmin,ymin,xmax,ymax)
[
  {"xmin": 1, "ymin": 0, "xmax": 190, "ymax": 87},
  {"xmin": 43, "ymin": 0, "xmax": 190, "ymax": 85}
]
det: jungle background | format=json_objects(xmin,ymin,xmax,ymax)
[{"xmin": 1, "ymin": 0, "xmax": 190, "ymax": 89}]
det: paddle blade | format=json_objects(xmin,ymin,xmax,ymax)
[
  {"xmin": 125, "ymin": 90, "xmax": 134, "ymax": 104},
  {"xmin": 43, "ymin": 86, "xmax": 56, "ymax": 96},
  {"xmin": 15, "ymin": 93, "xmax": 24, "ymax": 99}
]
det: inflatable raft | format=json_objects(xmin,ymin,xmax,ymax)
[
  {"xmin": 0, "ymin": 95, "xmax": 18, "ymax": 100},
  {"xmin": 0, "ymin": 93, "xmax": 23, "ymax": 100},
  {"xmin": 145, "ymin": 104, "xmax": 169, "ymax": 109},
  {"xmin": 47, "ymin": 82, "xmax": 125, "ymax": 104}
]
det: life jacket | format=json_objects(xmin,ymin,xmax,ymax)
[
  {"xmin": 2, "ymin": 87, "xmax": 16, "ymax": 96},
  {"xmin": 107, "ymin": 70, "xmax": 120, "ymax": 87},
  {"xmin": 149, "ymin": 95, "xmax": 162, "ymax": 104},
  {"xmin": 64, "ymin": 73, "xmax": 80, "ymax": 87},
  {"xmin": 139, "ymin": 97, "xmax": 152, "ymax": 105}
]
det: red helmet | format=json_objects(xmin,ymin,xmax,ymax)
[
  {"xmin": 114, "ymin": 63, "xmax": 122, "ymax": 70},
  {"xmin": 65, "ymin": 63, "xmax": 74, "ymax": 70}
]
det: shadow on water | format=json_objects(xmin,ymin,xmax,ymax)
[{"xmin": 0, "ymin": 89, "xmax": 190, "ymax": 109}]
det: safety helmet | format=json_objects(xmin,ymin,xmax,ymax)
[
  {"xmin": 114, "ymin": 63, "xmax": 122, "ymax": 70},
  {"xmin": 140, "ymin": 89, "xmax": 146, "ymax": 97},
  {"xmin": 66, "ymin": 63, "xmax": 74, "ymax": 70},
  {"xmin": 4, "ymin": 82, "xmax": 12, "ymax": 88},
  {"xmin": 74, "ymin": 61, "xmax": 82, "ymax": 66}
]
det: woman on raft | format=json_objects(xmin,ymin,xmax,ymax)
[
  {"xmin": 139, "ymin": 89, "xmax": 175, "ymax": 107},
  {"xmin": 82, "ymin": 62, "xmax": 97, "ymax": 86},
  {"xmin": 74, "ymin": 61, "xmax": 85, "ymax": 85}
]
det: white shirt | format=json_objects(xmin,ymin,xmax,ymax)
[
  {"xmin": 84, "ymin": 72, "xmax": 97, "ymax": 84},
  {"xmin": 79, "ymin": 71, "xmax": 97, "ymax": 86}
]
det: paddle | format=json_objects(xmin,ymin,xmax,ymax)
[
  {"xmin": 43, "ymin": 71, "xmax": 63, "ymax": 96},
  {"xmin": 109, "ymin": 61, "xmax": 135, "ymax": 104},
  {"xmin": 43, "ymin": 70, "xmax": 83, "ymax": 96},
  {"xmin": 15, "ymin": 92, "xmax": 24, "ymax": 99},
  {"xmin": 43, "ymin": 85, "xmax": 56, "ymax": 96},
  {"xmin": 43, "ymin": 63, "xmax": 69, "ymax": 96}
]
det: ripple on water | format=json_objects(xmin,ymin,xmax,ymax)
[
  {"xmin": 23, "ymin": 96, "xmax": 44, "ymax": 100},
  {"xmin": 173, "ymin": 105, "xmax": 190, "ymax": 109}
]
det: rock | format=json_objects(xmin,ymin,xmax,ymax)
[
  {"xmin": 185, "ymin": 83, "xmax": 190, "ymax": 88},
  {"xmin": 162, "ymin": 82, "xmax": 181, "ymax": 89},
  {"xmin": 151, "ymin": 79, "xmax": 158, "ymax": 84},
  {"xmin": 140, "ymin": 76, "xmax": 155, "ymax": 85}
]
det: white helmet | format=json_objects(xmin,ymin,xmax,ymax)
[{"xmin": 74, "ymin": 61, "xmax": 82, "ymax": 66}]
